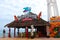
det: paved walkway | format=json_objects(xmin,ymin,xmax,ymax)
[{"xmin": 0, "ymin": 38, "xmax": 60, "ymax": 40}]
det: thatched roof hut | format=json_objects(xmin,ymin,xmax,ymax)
[
  {"xmin": 5, "ymin": 12, "xmax": 50, "ymax": 28},
  {"xmin": 4, "ymin": 12, "xmax": 50, "ymax": 38}
]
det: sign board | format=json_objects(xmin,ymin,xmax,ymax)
[{"xmin": 22, "ymin": 18, "xmax": 32, "ymax": 21}]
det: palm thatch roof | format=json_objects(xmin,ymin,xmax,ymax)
[
  {"xmin": 5, "ymin": 18, "xmax": 49, "ymax": 28},
  {"xmin": 4, "ymin": 12, "xmax": 50, "ymax": 28}
]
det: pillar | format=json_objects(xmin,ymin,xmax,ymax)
[
  {"xmin": 17, "ymin": 28, "xmax": 19, "ymax": 37},
  {"xmin": 25, "ymin": 26, "xmax": 28, "ymax": 38},
  {"xmin": 36, "ymin": 28, "xmax": 39, "ymax": 37},
  {"xmin": 14, "ymin": 27, "xmax": 16, "ymax": 37},
  {"xmin": 8, "ymin": 28, "xmax": 11, "ymax": 37},
  {"xmin": 36, "ymin": 27, "xmax": 41, "ymax": 37},
  {"xmin": 46, "ymin": 26, "xmax": 50, "ymax": 37}
]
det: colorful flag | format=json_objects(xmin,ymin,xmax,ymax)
[
  {"xmin": 38, "ymin": 12, "xmax": 42, "ymax": 20},
  {"xmin": 23, "ymin": 7, "xmax": 31, "ymax": 12},
  {"xmin": 14, "ymin": 15, "xmax": 18, "ymax": 22}
]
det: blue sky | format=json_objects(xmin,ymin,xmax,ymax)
[{"xmin": 0, "ymin": 0, "xmax": 60, "ymax": 30}]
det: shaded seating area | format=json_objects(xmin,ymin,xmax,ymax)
[{"xmin": 4, "ymin": 12, "xmax": 50, "ymax": 38}]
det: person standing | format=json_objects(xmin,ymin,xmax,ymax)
[{"xmin": 3, "ymin": 29, "xmax": 5, "ymax": 38}]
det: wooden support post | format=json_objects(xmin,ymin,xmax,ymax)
[
  {"xmin": 14, "ymin": 27, "xmax": 16, "ymax": 37},
  {"xmin": 46, "ymin": 26, "xmax": 50, "ymax": 36},
  {"xmin": 8, "ymin": 28, "xmax": 11, "ymax": 37},
  {"xmin": 17, "ymin": 28, "xmax": 19, "ymax": 37},
  {"xmin": 25, "ymin": 26, "xmax": 28, "ymax": 38},
  {"xmin": 37, "ymin": 28, "xmax": 39, "ymax": 37}
]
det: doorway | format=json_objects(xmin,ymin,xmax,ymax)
[{"xmin": 37, "ymin": 26, "xmax": 47, "ymax": 37}]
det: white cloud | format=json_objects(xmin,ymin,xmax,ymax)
[{"xmin": 0, "ymin": 0, "xmax": 60, "ymax": 29}]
